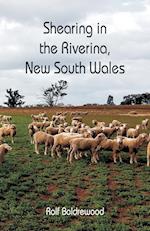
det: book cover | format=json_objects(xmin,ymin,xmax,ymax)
[{"xmin": 0, "ymin": 1, "xmax": 150, "ymax": 231}]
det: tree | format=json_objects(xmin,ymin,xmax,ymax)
[
  {"xmin": 4, "ymin": 88, "xmax": 25, "ymax": 108},
  {"xmin": 120, "ymin": 92, "xmax": 150, "ymax": 105},
  {"xmin": 107, "ymin": 95, "xmax": 114, "ymax": 105},
  {"xmin": 43, "ymin": 80, "xmax": 68, "ymax": 106}
]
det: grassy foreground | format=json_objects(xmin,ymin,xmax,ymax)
[{"xmin": 0, "ymin": 113, "xmax": 150, "ymax": 231}]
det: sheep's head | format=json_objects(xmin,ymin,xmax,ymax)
[
  {"xmin": 10, "ymin": 124, "xmax": 16, "ymax": 129},
  {"xmin": 96, "ymin": 133, "xmax": 106, "ymax": 141},
  {"xmin": 28, "ymin": 124, "xmax": 33, "ymax": 129},
  {"xmin": 116, "ymin": 136, "xmax": 126, "ymax": 149},
  {"xmin": 83, "ymin": 131, "xmax": 92, "ymax": 138},
  {"xmin": 121, "ymin": 123, "xmax": 127, "ymax": 128},
  {"xmin": 109, "ymin": 123, "xmax": 113, "ymax": 128},
  {"xmin": 92, "ymin": 120, "xmax": 97, "ymax": 126},
  {"xmin": 138, "ymin": 133, "xmax": 148, "ymax": 146},
  {"xmin": 116, "ymin": 136, "xmax": 124, "ymax": 145},
  {"xmin": 136, "ymin": 124, "xmax": 141, "ymax": 130},
  {"xmin": 2, "ymin": 143, "xmax": 12, "ymax": 151},
  {"xmin": 95, "ymin": 133, "xmax": 107, "ymax": 151},
  {"xmin": 63, "ymin": 122, "xmax": 68, "ymax": 128}
]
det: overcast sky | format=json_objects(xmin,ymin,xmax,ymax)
[{"xmin": 0, "ymin": 0, "xmax": 150, "ymax": 106}]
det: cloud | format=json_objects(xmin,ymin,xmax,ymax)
[{"xmin": 0, "ymin": 0, "xmax": 149, "ymax": 106}]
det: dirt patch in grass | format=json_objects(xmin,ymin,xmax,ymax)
[
  {"xmin": 107, "ymin": 164, "xmax": 119, "ymax": 192},
  {"xmin": 116, "ymin": 206, "xmax": 133, "ymax": 224},
  {"xmin": 75, "ymin": 187, "xmax": 90, "ymax": 201},
  {"xmin": 40, "ymin": 194, "xmax": 50, "ymax": 201},
  {"xmin": 42, "ymin": 159, "xmax": 49, "ymax": 165},
  {"xmin": 36, "ymin": 208, "xmax": 45, "ymax": 214},
  {"xmin": 47, "ymin": 184, "xmax": 58, "ymax": 193},
  {"xmin": 19, "ymin": 157, "xmax": 28, "ymax": 164},
  {"xmin": 135, "ymin": 176, "xmax": 143, "ymax": 189},
  {"xmin": 142, "ymin": 191, "xmax": 150, "ymax": 196},
  {"xmin": 107, "ymin": 164, "xmax": 131, "ymax": 224}
]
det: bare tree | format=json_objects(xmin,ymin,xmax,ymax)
[{"xmin": 43, "ymin": 80, "xmax": 68, "ymax": 106}]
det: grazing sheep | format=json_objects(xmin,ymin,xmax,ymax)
[
  {"xmin": 111, "ymin": 120, "xmax": 121, "ymax": 127},
  {"xmin": 28, "ymin": 124, "xmax": 39, "ymax": 144},
  {"xmin": 78, "ymin": 128, "xmax": 91, "ymax": 135},
  {"xmin": 33, "ymin": 131, "xmax": 54, "ymax": 155},
  {"xmin": 0, "ymin": 124, "xmax": 16, "ymax": 144},
  {"xmin": 90, "ymin": 127, "xmax": 103, "ymax": 137},
  {"xmin": 42, "ymin": 121, "xmax": 51, "ymax": 128},
  {"xmin": 31, "ymin": 113, "xmax": 48, "ymax": 122},
  {"xmin": 92, "ymin": 120, "xmax": 105, "ymax": 128},
  {"xmin": 0, "ymin": 115, "xmax": 12, "ymax": 124},
  {"xmin": 39, "ymin": 112, "xmax": 47, "ymax": 117},
  {"xmin": 51, "ymin": 115, "xmax": 66, "ymax": 126},
  {"xmin": 102, "ymin": 126, "xmax": 118, "ymax": 138},
  {"xmin": 71, "ymin": 112, "xmax": 82, "ymax": 117},
  {"xmin": 142, "ymin": 119, "xmax": 149, "ymax": 130},
  {"xmin": 72, "ymin": 117, "xmax": 83, "ymax": 122},
  {"xmin": 119, "ymin": 133, "xmax": 148, "ymax": 164},
  {"xmin": 31, "ymin": 114, "xmax": 40, "ymax": 122},
  {"xmin": 0, "ymin": 143, "xmax": 12, "ymax": 164},
  {"xmin": 96, "ymin": 135, "xmax": 123, "ymax": 163},
  {"xmin": 30, "ymin": 122, "xmax": 44, "ymax": 130},
  {"xmin": 45, "ymin": 126, "xmax": 64, "ymax": 135},
  {"xmin": 127, "ymin": 124, "xmax": 141, "ymax": 138},
  {"xmin": 68, "ymin": 133, "xmax": 106, "ymax": 164},
  {"xmin": 51, "ymin": 132, "xmax": 86, "ymax": 158}
]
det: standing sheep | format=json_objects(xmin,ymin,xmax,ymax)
[
  {"xmin": 68, "ymin": 133, "xmax": 106, "ymax": 164},
  {"xmin": 142, "ymin": 119, "xmax": 149, "ymax": 130},
  {"xmin": 102, "ymin": 126, "xmax": 118, "ymax": 138},
  {"xmin": 96, "ymin": 135, "xmax": 123, "ymax": 163},
  {"xmin": 127, "ymin": 124, "xmax": 141, "ymax": 138},
  {"xmin": 119, "ymin": 133, "xmax": 148, "ymax": 164},
  {"xmin": 28, "ymin": 124, "xmax": 39, "ymax": 144},
  {"xmin": 0, "ymin": 144, "xmax": 12, "ymax": 164},
  {"xmin": 33, "ymin": 131, "xmax": 54, "ymax": 155},
  {"xmin": 0, "ymin": 124, "xmax": 16, "ymax": 144}
]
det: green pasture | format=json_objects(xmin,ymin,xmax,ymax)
[{"xmin": 0, "ymin": 113, "xmax": 150, "ymax": 231}]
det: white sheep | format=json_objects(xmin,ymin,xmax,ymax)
[
  {"xmin": 0, "ymin": 124, "xmax": 16, "ymax": 144},
  {"xmin": 0, "ymin": 143, "xmax": 12, "ymax": 164},
  {"xmin": 68, "ymin": 133, "xmax": 106, "ymax": 164},
  {"xmin": 127, "ymin": 124, "xmax": 141, "ymax": 138},
  {"xmin": 28, "ymin": 124, "xmax": 39, "ymax": 144},
  {"xmin": 119, "ymin": 133, "xmax": 148, "ymax": 164},
  {"xmin": 51, "ymin": 132, "xmax": 88, "ymax": 158},
  {"xmin": 96, "ymin": 135, "xmax": 123, "ymax": 163},
  {"xmin": 33, "ymin": 131, "xmax": 54, "ymax": 155},
  {"xmin": 142, "ymin": 119, "xmax": 149, "ymax": 130}
]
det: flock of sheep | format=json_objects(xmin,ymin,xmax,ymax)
[
  {"xmin": 0, "ymin": 112, "xmax": 150, "ymax": 167},
  {"xmin": 0, "ymin": 115, "xmax": 14, "ymax": 164},
  {"xmin": 28, "ymin": 112, "xmax": 150, "ymax": 166}
]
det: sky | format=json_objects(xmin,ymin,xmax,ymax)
[{"xmin": 0, "ymin": 0, "xmax": 150, "ymax": 106}]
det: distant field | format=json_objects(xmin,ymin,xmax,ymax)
[
  {"xmin": 0, "ymin": 104, "xmax": 150, "ymax": 115},
  {"xmin": 0, "ymin": 106, "xmax": 150, "ymax": 231}
]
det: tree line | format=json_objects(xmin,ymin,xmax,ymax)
[{"xmin": 2, "ymin": 80, "xmax": 150, "ymax": 107}]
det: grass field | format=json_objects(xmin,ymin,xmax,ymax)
[{"xmin": 0, "ymin": 107, "xmax": 150, "ymax": 231}]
